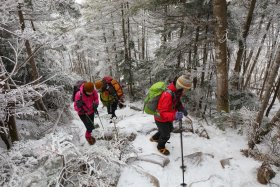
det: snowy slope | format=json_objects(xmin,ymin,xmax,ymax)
[
  {"xmin": 0, "ymin": 102, "xmax": 279, "ymax": 187},
  {"xmin": 107, "ymin": 104, "xmax": 280, "ymax": 187}
]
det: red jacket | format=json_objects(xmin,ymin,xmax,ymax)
[
  {"xmin": 154, "ymin": 83, "xmax": 183, "ymax": 122},
  {"xmin": 74, "ymin": 84, "xmax": 99, "ymax": 115}
]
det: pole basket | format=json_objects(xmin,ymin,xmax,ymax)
[
  {"xmin": 180, "ymin": 165, "xmax": 186, "ymax": 171},
  {"xmin": 181, "ymin": 182, "xmax": 187, "ymax": 187}
]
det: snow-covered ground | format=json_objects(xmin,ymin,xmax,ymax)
[
  {"xmin": 0, "ymin": 102, "xmax": 279, "ymax": 187},
  {"xmin": 103, "ymin": 104, "xmax": 280, "ymax": 187}
]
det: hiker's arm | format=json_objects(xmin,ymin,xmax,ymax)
[
  {"xmin": 74, "ymin": 91, "xmax": 83, "ymax": 112},
  {"xmin": 158, "ymin": 93, "xmax": 176, "ymax": 121}
]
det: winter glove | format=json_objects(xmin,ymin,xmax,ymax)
[
  {"xmin": 118, "ymin": 102, "xmax": 125, "ymax": 109},
  {"xmin": 175, "ymin": 111, "xmax": 184, "ymax": 121},
  {"xmin": 93, "ymin": 103, "xmax": 99, "ymax": 114},
  {"xmin": 183, "ymin": 108, "xmax": 188, "ymax": 117},
  {"xmin": 76, "ymin": 100, "xmax": 84, "ymax": 108}
]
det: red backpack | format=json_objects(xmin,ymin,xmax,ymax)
[{"xmin": 102, "ymin": 76, "xmax": 123, "ymax": 98}]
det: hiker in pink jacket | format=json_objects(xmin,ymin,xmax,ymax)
[{"xmin": 74, "ymin": 82, "xmax": 99, "ymax": 145}]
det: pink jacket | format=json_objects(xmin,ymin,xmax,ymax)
[{"xmin": 74, "ymin": 84, "xmax": 99, "ymax": 115}]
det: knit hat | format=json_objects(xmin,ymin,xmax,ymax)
[
  {"xmin": 94, "ymin": 80, "xmax": 103, "ymax": 90},
  {"xmin": 176, "ymin": 74, "xmax": 192, "ymax": 90},
  {"xmin": 83, "ymin": 82, "xmax": 94, "ymax": 92}
]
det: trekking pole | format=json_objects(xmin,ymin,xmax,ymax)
[
  {"xmin": 179, "ymin": 119, "xmax": 187, "ymax": 187},
  {"xmin": 85, "ymin": 112, "xmax": 104, "ymax": 129},
  {"xmin": 96, "ymin": 111, "xmax": 104, "ymax": 129}
]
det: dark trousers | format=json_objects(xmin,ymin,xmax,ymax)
[
  {"xmin": 152, "ymin": 121, "xmax": 173, "ymax": 149},
  {"xmin": 79, "ymin": 113, "xmax": 95, "ymax": 133},
  {"xmin": 107, "ymin": 101, "xmax": 118, "ymax": 118}
]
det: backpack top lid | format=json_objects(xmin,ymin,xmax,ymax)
[{"xmin": 103, "ymin": 76, "xmax": 113, "ymax": 83}]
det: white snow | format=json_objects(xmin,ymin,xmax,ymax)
[
  {"xmin": 1, "ymin": 102, "xmax": 279, "ymax": 187},
  {"xmin": 109, "ymin": 104, "xmax": 280, "ymax": 187}
]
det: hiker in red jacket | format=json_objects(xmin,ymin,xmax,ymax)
[
  {"xmin": 74, "ymin": 82, "xmax": 99, "ymax": 145},
  {"xmin": 150, "ymin": 75, "xmax": 192, "ymax": 155}
]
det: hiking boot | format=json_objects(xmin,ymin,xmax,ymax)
[
  {"xmin": 150, "ymin": 137, "xmax": 159, "ymax": 143},
  {"xmin": 158, "ymin": 148, "xmax": 170, "ymax": 155},
  {"xmin": 86, "ymin": 137, "xmax": 96, "ymax": 145}
]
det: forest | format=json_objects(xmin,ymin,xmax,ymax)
[{"xmin": 0, "ymin": 0, "xmax": 279, "ymax": 186}]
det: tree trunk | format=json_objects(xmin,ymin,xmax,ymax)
[
  {"xmin": 141, "ymin": 10, "xmax": 145, "ymax": 60},
  {"xmin": 265, "ymin": 76, "xmax": 280, "ymax": 117},
  {"xmin": 241, "ymin": 15, "xmax": 265, "ymax": 88},
  {"xmin": 6, "ymin": 113, "xmax": 19, "ymax": 142},
  {"xmin": 126, "ymin": 2, "xmax": 133, "ymax": 97},
  {"xmin": 111, "ymin": 13, "xmax": 119, "ymax": 80},
  {"xmin": 0, "ymin": 60, "xmax": 12, "ymax": 149},
  {"xmin": 250, "ymin": 109, "xmax": 280, "ymax": 148},
  {"xmin": 18, "ymin": 3, "xmax": 47, "ymax": 112},
  {"xmin": 201, "ymin": 12, "xmax": 210, "ymax": 86},
  {"xmin": 213, "ymin": 0, "xmax": 230, "ymax": 113},
  {"xmin": 260, "ymin": 26, "xmax": 280, "ymax": 99},
  {"xmin": 121, "ymin": 3, "xmax": 133, "ymax": 97},
  {"xmin": 162, "ymin": 6, "xmax": 168, "ymax": 43},
  {"xmin": 232, "ymin": 0, "xmax": 256, "ymax": 89},
  {"xmin": 244, "ymin": 20, "xmax": 271, "ymax": 88},
  {"xmin": 101, "ymin": 11, "xmax": 111, "ymax": 67},
  {"xmin": 177, "ymin": 22, "xmax": 184, "ymax": 68},
  {"xmin": 193, "ymin": 26, "xmax": 200, "ymax": 68},
  {"xmin": 255, "ymin": 46, "xmax": 280, "ymax": 126}
]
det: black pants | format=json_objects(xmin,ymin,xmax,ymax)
[
  {"xmin": 79, "ymin": 113, "xmax": 95, "ymax": 133},
  {"xmin": 107, "ymin": 101, "xmax": 118, "ymax": 118},
  {"xmin": 152, "ymin": 121, "xmax": 173, "ymax": 149}
]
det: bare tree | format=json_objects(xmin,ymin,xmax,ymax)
[
  {"xmin": 249, "ymin": 46, "xmax": 280, "ymax": 149},
  {"xmin": 232, "ymin": 0, "xmax": 257, "ymax": 89},
  {"xmin": 17, "ymin": 3, "xmax": 47, "ymax": 112}
]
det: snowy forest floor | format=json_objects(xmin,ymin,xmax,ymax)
[
  {"xmin": 0, "ymin": 101, "xmax": 280, "ymax": 187},
  {"xmin": 74, "ymin": 102, "xmax": 280, "ymax": 187}
]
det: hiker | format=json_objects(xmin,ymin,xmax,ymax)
[
  {"xmin": 150, "ymin": 75, "xmax": 192, "ymax": 155},
  {"xmin": 94, "ymin": 76, "xmax": 125, "ymax": 121},
  {"xmin": 74, "ymin": 81, "xmax": 99, "ymax": 145}
]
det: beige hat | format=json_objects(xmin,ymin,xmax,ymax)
[{"xmin": 176, "ymin": 74, "xmax": 192, "ymax": 90}]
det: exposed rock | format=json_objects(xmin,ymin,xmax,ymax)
[
  {"xmin": 182, "ymin": 152, "xmax": 214, "ymax": 166},
  {"xmin": 130, "ymin": 166, "xmax": 160, "ymax": 187},
  {"xmin": 126, "ymin": 153, "xmax": 170, "ymax": 167},
  {"xmin": 257, "ymin": 162, "xmax": 276, "ymax": 184},
  {"xmin": 220, "ymin": 158, "xmax": 233, "ymax": 168}
]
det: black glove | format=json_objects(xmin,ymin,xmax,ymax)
[
  {"xmin": 93, "ymin": 103, "xmax": 99, "ymax": 114},
  {"xmin": 183, "ymin": 108, "xmax": 188, "ymax": 117},
  {"xmin": 118, "ymin": 102, "xmax": 124, "ymax": 109},
  {"xmin": 76, "ymin": 100, "xmax": 84, "ymax": 108}
]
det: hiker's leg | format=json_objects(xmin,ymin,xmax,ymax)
[
  {"xmin": 155, "ymin": 121, "xmax": 172, "ymax": 149},
  {"xmin": 79, "ymin": 114, "xmax": 95, "ymax": 134},
  {"xmin": 152, "ymin": 121, "xmax": 160, "ymax": 140},
  {"xmin": 107, "ymin": 104, "xmax": 112, "ymax": 115},
  {"xmin": 111, "ymin": 101, "xmax": 118, "ymax": 118}
]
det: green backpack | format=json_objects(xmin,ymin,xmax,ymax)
[{"xmin": 144, "ymin": 82, "xmax": 172, "ymax": 115}]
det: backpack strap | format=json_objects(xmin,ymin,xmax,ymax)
[
  {"xmin": 166, "ymin": 89, "xmax": 175, "ymax": 99},
  {"xmin": 104, "ymin": 80, "xmax": 119, "ymax": 100},
  {"xmin": 166, "ymin": 89, "xmax": 175, "ymax": 109}
]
